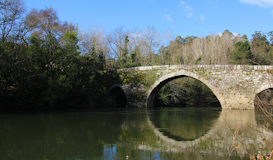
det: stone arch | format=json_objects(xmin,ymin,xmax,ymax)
[
  {"xmin": 255, "ymin": 83, "xmax": 273, "ymax": 95},
  {"xmin": 147, "ymin": 69, "xmax": 224, "ymax": 108},
  {"xmin": 254, "ymin": 83, "xmax": 273, "ymax": 108},
  {"xmin": 107, "ymin": 84, "xmax": 127, "ymax": 108}
]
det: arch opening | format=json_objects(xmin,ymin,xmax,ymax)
[
  {"xmin": 107, "ymin": 86, "xmax": 127, "ymax": 108},
  {"xmin": 254, "ymin": 88, "xmax": 273, "ymax": 109},
  {"xmin": 254, "ymin": 88, "xmax": 273, "ymax": 128},
  {"xmin": 147, "ymin": 76, "xmax": 221, "ymax": 108}
]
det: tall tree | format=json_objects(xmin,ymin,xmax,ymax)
[
  {"xmin": 25, "ymin": 7, "xmax": 73, "ymax": 42},
  {"xmin": 143, "ymin": 26, "xmax": 160, "ymax": 65},
  {"xmin": 116, "ymin": 35, "xmax": 129, "ymax": 68},
  {"xmin": 0, "ymin": 0, "xmax": 26, "ymax": 44},
  {"xmin": 78, "ymin": 27, "xmax": 107, "ymax": 56},
  {"xmin": 106, "ymin": 27, "xmax": 129, "ymax": 60},
  {"xmin": 63, "ymin": 26, "xmax": 79, "ymax": 56},
  {"xmin": 251, "ymin": 31, "xmax": 271, "ymax": 64}
]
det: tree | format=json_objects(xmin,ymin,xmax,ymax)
[
  {"xmin": 25, "ymin": 7, "xmax": 72, "ymax": 41},
  {"xmin": 63, "ymin": 26, "xmax": 79, "ymax": 56},
  {"xmin": 232, "ymin": 41, "xmax": 252, "ymax": 64},
  {"xmin": 174, "ymin": 36, "xmax": 183, "ymax": 45},
  {"xmin": 78, "ymin": 27, "xmax": 107, "ymax": 56},
  {"xmin": 251, "ymin": 31, "xmax": 271, "ymax": 64},
  {"xmin": 106, "ymin": 27, "xmax": 129, "ymax": 60},
  {"xmin": 0, "ymin": 0, "xmax": 26, "ymax": 44},
  {"xmin": 268, "ymin": 31, "xmax": 273, "ymax": 46},
  {"xmin": 122, "ymin": 35, "xmax": 129, "ymax": 60},
  {"xmin": 143, "ymin": 26, "xmax": 160, "ymax": 65},
  {"xmin": 116, "ymin": 35, "xmax": 129, "ymax": 68}
]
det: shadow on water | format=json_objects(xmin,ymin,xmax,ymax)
[{"xmin": 148, "ymin": 107, "xmax": 222, "ymax": 141}]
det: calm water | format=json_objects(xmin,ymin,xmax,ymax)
[{"xmin": 0, "ymin": 107, "xmax": 272, "ymax": 160}]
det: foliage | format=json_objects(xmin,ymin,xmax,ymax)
[
  {"xmin": 119, "ymin": 71, "xmax": 146, "ymax": 85},
  {"xmin": 250, "ymin": 31, "xmax": 273, "ymax": 65},
  {"xmin": 231, "ymin": 41, "xmax": 253, "ymax": 64},
  {"xmin": 195, "ymin": 55, "xmax": 203, "ymax": 65}
]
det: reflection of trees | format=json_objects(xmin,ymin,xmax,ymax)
[
  {"xmin": 114, "ymin": 108, "xmax": 162, "ymax": 159},
  {"xmin": 149, "ymin": 108, "xmax": 221, "ymax": 140},
  {"xmin": 0, "ymin": 111, "xmax": 126, "ymax": 159}
]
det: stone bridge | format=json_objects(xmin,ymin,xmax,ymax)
[{"xmin": 108, "ymin": 65, "xmax": 273, "ymax": 109}]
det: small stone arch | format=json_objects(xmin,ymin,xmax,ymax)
[
  {"xmin": 255, "ymin": 83, "xmax": 273, "ymax": 95},
  {"xmin": 147, "ymin": 69, "xmax": 224, "ymax": 108},
  {"xmin": 107, "ymin": 84, "xmax": 127, "ymax": 108},
  {"xmin": 254, "ymin": 83, "xmax": 273, "ymax": 108}
]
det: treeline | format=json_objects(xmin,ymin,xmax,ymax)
[{"xmin": 109, "ymin": 29, "xmax": 273, "ymax": 67}]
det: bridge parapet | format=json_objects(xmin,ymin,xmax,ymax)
[{"xmin": 119, "ymin": 65, "xmax": 273, "ymax": 71}]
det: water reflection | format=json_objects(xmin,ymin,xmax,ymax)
[
  {"xmin": 0, "ymin": 108, "xmax": 272, "ymax": 160},
  {"xmin": 148, "ymin": 107, "xmax": 221, "ymax": 141}
]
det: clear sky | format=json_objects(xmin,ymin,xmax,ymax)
[{"xmin": 24, "ymin": 0, "xmax": 273, "ymax": 40}]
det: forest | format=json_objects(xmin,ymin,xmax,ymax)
[{"xmin": 1, "ymin": 0, "xmax": 273, "ymax": 110}]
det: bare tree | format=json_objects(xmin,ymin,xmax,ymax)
[
  {"xmin": 0, "ymin": 0, "xmax": 26, "ymax": 43},
  {"xmin": 142, "ymin": 26, "xmax": 160, "ymax": 65},
  {"xmin": 25, "ymin": 7, "xmax": 70, "ymax": 40},
  {"xmin": 165, "ymin": 30, "xmax": 245, "ymax": 65},
  {"xmin": 78, "ymin": 27, "xmax": 108, "ymax": 56},
  {"xmin": 128, "ymin": 30, "xmax": 143, "ymax": 63},
  {"xmin": 106, "ymin": 27, "xmax": 129, "ymax": 59}
]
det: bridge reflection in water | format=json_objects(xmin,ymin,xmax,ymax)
[
  {"xmin": 122, "ymin": 108, "xmax": 273, "ymax": 159},
  {"xmin": 148, "ymin": 108, "xmax": 221, "ymax": 141}
]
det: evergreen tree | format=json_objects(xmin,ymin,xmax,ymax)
[
  {"xmin": 232, "ymin": 41, "xmax": 253, "ymax": 64},
  {"xmin": 63, "ymin": 26, "xmax": 80, "ymax": 56},
  {"xmin": 251, "ymin": 31, "xmax": 271, "ymax": 64}
]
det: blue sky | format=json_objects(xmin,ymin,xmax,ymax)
[{"xmin": 24, "ymin": 0, "xmax": 273, "ymax": 40}]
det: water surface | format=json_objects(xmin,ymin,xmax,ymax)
[{"xmin": 0, "ymin": 108, "xmax": 271, "ymax": 160}]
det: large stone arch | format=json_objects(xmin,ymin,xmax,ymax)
[
  {"xmin": 147, "ymin": 69, "xmax": 224, "ymax": 108},
  {"xmin": 107, "ymin": 84, "xmax": 127, "ymax": 108}
]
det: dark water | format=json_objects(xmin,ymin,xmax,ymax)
[{"xmin": 0, "ymin": 108, "xmax": 271, "ymax": 160}]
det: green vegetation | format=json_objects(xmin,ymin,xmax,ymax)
[
  {"xmin": 0, "ymin": 3, "xmax": 121, "ymax": 110},
  {"xmin": 231, "ymin": 41, "xmax": 253, "ymax": 64}
]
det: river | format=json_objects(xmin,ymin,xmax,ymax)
[{"xmin": 0, "ymin": 107, "xmax": 272, "ymax": 160}]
